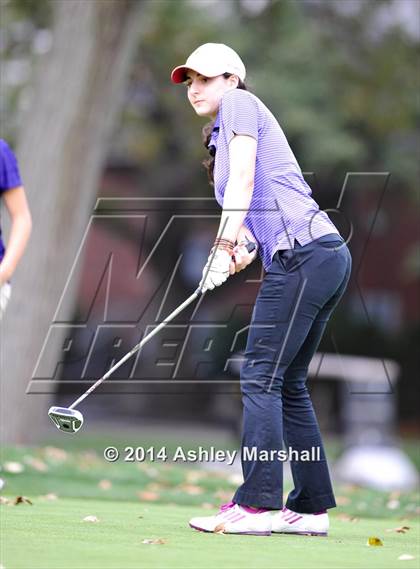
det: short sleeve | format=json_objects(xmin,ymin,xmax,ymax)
[
  {"xmin": 0, "ymin": 140, "xmax": 23, "ymax": 194},
  {"xmin": 219, "ymin": 90, "xmax": 259, "ymax": 144}
]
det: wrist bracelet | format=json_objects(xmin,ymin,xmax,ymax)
[
  {"xmin": 214, "ymin": 237, "xmax": 235, "ymax": 246},
  {"xmin": 214, "ymin": 237, "xmax": 235, "ymax": 253}
]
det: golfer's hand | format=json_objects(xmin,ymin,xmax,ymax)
[
  {"xmin": 199, "ymin": 248, "xmax": 233, "ymax": 292},
  {"xmin": 230, "ymin": 242, "xmax": 257, "ymax": 274}
]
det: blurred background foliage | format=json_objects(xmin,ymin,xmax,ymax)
[
  {"xmin": 0, "ymin": 0, "xmax": 419, "ymax": 431},
  {"xmin": 1, "ymin": 0, "xmax": 419, "ymax": 197}
]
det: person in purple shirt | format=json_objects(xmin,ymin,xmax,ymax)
[
  {"xmin": 0, "ymin": 140, "xmax": 32, "ymax": 319},
  {"xmin": 171, "ymin": 44, "xmax": 351, "ymax": 537}
]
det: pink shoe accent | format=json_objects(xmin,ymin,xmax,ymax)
[
  {"xmin": 241, "ymin": 505, "xmax": 270, "ymax": 514},
  {"xmin": 288, "ymin": 515, "xmax": 303, "ymax": 524},
  {"xmin": 220, "ymin": 501, "xmax": 235, "ymax": 512},
  {"xmin": 292, "ymin": 531, "xmax": 328, "ymax": 536},
  {"xmin": 272, "ymin": 507, "xmax": 329, "ymax": 537},
  {"xmin": 228, "ymin": 513, "xmax": 246, "ymax": 523},
  {"xmin": 224, "ymin": 511, "xmax": 241, "ymax": 521},
  {"xmin": 284, "ymin": 512, "xmax": 298, "ymax": 521}
]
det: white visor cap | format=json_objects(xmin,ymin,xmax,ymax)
[{"xmin": 171, "ymin": 43, "xmax": 246, "ymax": 84}]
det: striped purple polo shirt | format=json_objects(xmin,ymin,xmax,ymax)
[
  {"xmin": 0, "ymin": 139, "xmax": 23, "ymax": 262},
  {"xmin": 209, "ymin": 89, "xmax": 340, "ymax": 270}
]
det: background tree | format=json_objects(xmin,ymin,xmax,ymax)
[
  {"xmin": 1, "ymin": 0, "xmax": 143, "ymax": 443},
  {"xmin": 1, "ymin": 0, "xmax": 418, "ymax": 440}
]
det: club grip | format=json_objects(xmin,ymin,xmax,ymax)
[
  {"xmin": 244, "ymin": 241, "xmax": 257, "ymax": 253},
  {"xmin": 194, "ymin": 241, "xmax": 257, "ymax": 296}
]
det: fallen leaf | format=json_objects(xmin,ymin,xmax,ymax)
[
  {"xmin": 178, "ymin": 484, "xmax": 204, "ymax": 496},
  {"xmin": 145, "ymin": 482, "xmax": 166, "ymax": 492},
  {"xmin": 214, "ymin": 490, "xmax": 233, "ymax": 502},
  {"xmin": 24, "ymin": 456, "xmax": 49, "ymax": 472},
  {"xmin": 336, "ymin": 513, "xmax": 359, "ymax": 522},
  {"xmin": 43, "ymin": 447, "xmax": 68, "ymax": 462},
  {"xmin": 80, "ymin": 451, "xmax": 99, "ymax": 463},
  {"xmin": 387, "ymin": 499, "xmax": 400, "ymax": 510},
  {"xmin": 83, "ymin": 515, "xmax": 99, "ymax": 523},
  {"xmin": 0, "ymin": 497, "xmax": 11, "ymax": 505},
  {"xmin": 342, "ymin": 484, "xmax": 359, "ymax": 493},
  {"xmin": 3, "ymin": 462, "xmax": 24, "ymax": 474},
  {"xmin": 398, "ymin": 554, "xmax": 415, "ymax": 561},
  {"xmin": 78, "ymin": 451, "xmax": 100, "ymax": 471},
  {"xmin": 98, "ymin": 479, "xmax": 112, "ymax": 490},
  {"xmin": 367, "ymin": 537, "xmax": 383, "ymax": 546},
  {"xmin": 336, "ymin": 496, "xmax": 351, "ymax": 506},
  {"xmin": 214, "ymin": 523, "xmax": 226, "ymax": 534},
  {"xmin": 386, "ymin": 526, "xmax": 410, "ymax": 534},
  {"xmin": 186, "ymin": 470, "xmax": 206, "ymax": 483},
  {"xmin": 14, "ymin": 496, "xmax": 33, "ymax": 506},
  {"xmin": 137, "ymin": 491, "xmax": 159, "ymax": 502},
  {"xmin": 138, "ymin": 466, "xmax": 159, "ymax": 478},
  {"xmin": 142, "ymin": 539, "xmax": 166, "ymax": 545}
]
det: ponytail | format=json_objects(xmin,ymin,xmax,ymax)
[{"xmin": 202, "ymin": 74, "xmax": 248, "ymax": 186}]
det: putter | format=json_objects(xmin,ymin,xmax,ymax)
[
  {"xmin": 48, "ymin": 241, "xmax": 256, "ymax": 433},
  {"xmin": 48, "ymin": 407, "xmax": 84, "ymax": 433}
]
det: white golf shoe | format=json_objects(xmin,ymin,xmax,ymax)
[
  {"xmin": 189, "ymin": 501, "xmax": 272, "ymax": 536},
  {"xmin": 271, "ymin": 507, "xmax": 329, "ymax": 536}
]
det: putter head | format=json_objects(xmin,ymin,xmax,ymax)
[{"xmin": 48, "ymin": 406, "xmax": 84, "ymax": 434}]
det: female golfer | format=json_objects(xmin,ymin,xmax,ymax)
[
  {"xmin": 171, "ymin": 44, "xmax": 351, "ymax": 536},
  {"xmin": 0, "ymin": 139, "xmax": 32, "ymax": 319}
]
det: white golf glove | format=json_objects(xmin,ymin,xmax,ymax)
[{"xmin": 199, "ymin": 248, "xmax": 233, "ymax": 292}]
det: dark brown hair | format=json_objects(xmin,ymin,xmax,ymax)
[{"xmin": 202, "ymin": 73, "xmax": 248, "ymax": 185}]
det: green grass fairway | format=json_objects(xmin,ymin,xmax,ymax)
[
  {"xmin": 1, "ymin": 437, "xmax": 419, "ymax": 569},
  {"xmin": 1, "ymin": 498, "xmax": 419, "ymax": 569}
]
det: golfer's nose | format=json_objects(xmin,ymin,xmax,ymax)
[{"xmin": 190, "ymin": 79, "xmax": 201, "ymax": 95}]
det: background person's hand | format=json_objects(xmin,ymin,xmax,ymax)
[
  {"xmin": 230, "ymin": 242, "xmax": 257, "ymax": 274},
  {"xmin": 0, "ymin": 282, "xmax": 12, "ymax": 319},
  {"xmin": 199, "ymin": 248, "xmax": 232, "ymax": 292},
  {"xmin": 0, "ymin": 263, "xmax": 11, "ymax": 287}
]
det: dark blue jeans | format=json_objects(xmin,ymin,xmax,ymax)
[{"xmin": 233, "ymin": 233, "xmax": 352, "ymax": 513}]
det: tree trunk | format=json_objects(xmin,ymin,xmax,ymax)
[{"xmin": 0, "ymin": 0, "xmax": 142, "ymax": 443}]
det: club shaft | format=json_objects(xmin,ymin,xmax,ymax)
[{"xmin": 68, "ymin": 290, "xmax": 201, "ymax": 410}]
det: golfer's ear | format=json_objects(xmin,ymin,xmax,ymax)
[{"xmin": 228, "ymin": 74, "xmax": 239, "ymax": 88}]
